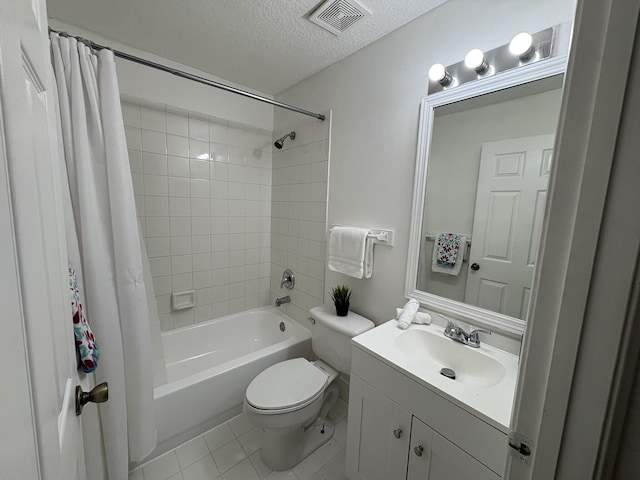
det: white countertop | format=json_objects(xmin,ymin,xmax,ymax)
[{"xmin": 352, "ymin": 319, "xmax": 519, "ymax": 431}]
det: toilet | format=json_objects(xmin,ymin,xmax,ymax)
[{"xmin": 243, "ymin": 304, "xmax": 374, "ymax": 471}]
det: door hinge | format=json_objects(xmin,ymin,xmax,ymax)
[{"xmin": 508, "ymin": 431, "xmax": 532, "ymax": 465}]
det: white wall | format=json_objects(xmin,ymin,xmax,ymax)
[
  {"xmin": 275, "ymin": 0, "xmax": 575, "ymax": 325},
  {"xmin": 419, "ymin": 87, "xmax": 563, "ymax": 302},
  {"xmin": 48, "ymin": 19, "xmax": 274, "ymax": 131}
]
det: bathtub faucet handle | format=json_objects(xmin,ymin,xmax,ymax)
[{"xmin": 280, "ymin": 269, "xmax": 295, "ymax": 290}]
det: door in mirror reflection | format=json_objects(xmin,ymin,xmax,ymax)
[{"xmin": 465, "ymin": 134, "xmax": 554, "ymax": 318}]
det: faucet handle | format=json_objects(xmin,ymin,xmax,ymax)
[
  {"xmin": 438, "ymin": 314, "xmax": 456, "ymax": 330},
  {"xmin": 467, "ymin": 328, "xmax": 491, "ymax": 347}
]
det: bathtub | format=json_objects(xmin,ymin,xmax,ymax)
[{"xmin": 147, "ymin": 306, "xmax": 311, "ymax": 460}]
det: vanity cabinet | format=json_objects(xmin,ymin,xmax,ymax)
[
  {"xmin": 407, "ymin": 417, "xmax": 499, "ymax": 480},
  {"xmin": 346, "ymin": 345, "xmax": 507, "ymax": 480}
]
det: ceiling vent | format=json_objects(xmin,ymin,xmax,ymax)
[{"xmin": 309, "ymin": 0, "xmax": 371, "ymax": 36}]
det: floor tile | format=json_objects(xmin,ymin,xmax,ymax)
[
  {"xmin": 228, "ymin": 412, "xmax": 254, "ymax": 437},
  {"xmin": 333, "ymin": 419, "xmax": 348, "ymax": 447},
  {"xmin": 308, "ymin": 449, "xmax": 347, "ymax": 480},
  {"xmin": 181, "ymin": 454, "xmax": 220, "ymax": 480},
  {"xmin": 249, "ymin": 451, "xmax": 272, "ymax": 479},
  {"xmin": 263, "ymin": 470, "xmax": 299, "ymax": 480},
  {"xmin": 143, "ymin": 451, "xmax": 181, "ymax": 480},
  {"xmin": 128, "ymin": 469, "xmax": 143, "ymax": 480},
  {"xmin": 221, "ymin": 458, "xmax": 260, "ymax": 480},
  {"xmin": 168, "ymin": 473, "xmax": 185, "ymax": 480},
  {"xmin": 238, "ymin": 427, "xmax": 264, "ymax": 456},
  {"xmin": 176, "ymin": 436, "xmax": 211, "ymax": 469},
  {"xmin": 203, "ymin": 423, "xmax": 236, "ymax": 452},
  {"xmin": 292, "ymin": 440, "xmax": 341, "ymax": 480},
  {"xmin": 212, "ymin": 439, "xmax": 247, "ymax": 473}
]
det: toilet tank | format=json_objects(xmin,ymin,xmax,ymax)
[{"xmin": 309, "ymin": 305, "xmax": 374, "ymax": 373}]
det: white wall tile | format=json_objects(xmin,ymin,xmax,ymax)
[
  {"xmin": 128, "ymin": 101, "xmax": 273, "ymax": 331},
  {"xmin": 142, "ymin": 130, "xmax": 167, "ymax": 154},
  {"xmin": 167, "ymin": 134, "xmax": 190, "ymax": 158},
  {"xmin": 189, "ymin": 115, "xmax": 210, "ymax": 141},
  {"xmin": 166, "ymin": 112, "xmax": 189, "ymax": 137},
  {"xmin": 143, "ymin": 152, "xmax": 168, "ymax": 176},
  {"xmin": 144, "ymin": 174, "xmax": 169, "ymax": 196},
  {"xmin": 190, "ymin": 159, "xmax": 210, "ymax": 179},
  {"xmin": 169, "ymin": 176, "xmax": 191, "ymax": 197},
  {"xmin": 170, "ymin": 197, "xmax": 191, "ymax": 216},
  {"xmin": 168, "ymin": 156, "xmax": 190, "ymax": 177},
  {"xmin": 172, "ymin": 273, "xmax": 193, "ymax": 292},
  {"xmin": 141, "ymin": 106, "xmax": 166, "ymax": 132},
  {"xmin": 170, "ymin": 217, "xmax": 192, "ymax": 236}
]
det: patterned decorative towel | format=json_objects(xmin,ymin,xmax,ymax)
[
  {"xmin": 436, "ymin": 233, "xmax": 462, "ymax": 267},
  {"xmin": 431, "ymin": 233, "xmax": 468, "ymax": 276},
  {"xmin": 69, "ymin": 267, "xmax": 100, "ymax": 373}
]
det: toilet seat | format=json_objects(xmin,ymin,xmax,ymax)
[{"xmin": 245, "ymin": 358, "xmax": 329, "ymax": 413}]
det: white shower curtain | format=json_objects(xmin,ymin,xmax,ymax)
[{"xmin": 50, "ymin": 34, "xmax": 157, "ymax": 479}]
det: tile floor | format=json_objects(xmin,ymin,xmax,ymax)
[{"xmin": 130, "ymin": 413, "xmax": 349, "ymax": 480}]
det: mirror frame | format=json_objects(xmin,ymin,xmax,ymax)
[{"xmin": 405, "ymin": 56, "xmax": 567, "ymax": 337}]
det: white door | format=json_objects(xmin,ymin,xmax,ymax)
[
  {"xmin": 465, "ymin": 134, "xmax": 555, "ymax": 319},
  {"xmin": 0, "ymin": 0, "xmax": 86, "ymax": 478}
]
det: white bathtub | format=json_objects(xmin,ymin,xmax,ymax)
[{"xmin": 146, "ymin": 306, "xmax": 311, "ymax": 461}]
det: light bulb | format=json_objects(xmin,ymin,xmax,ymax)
[
  {"xmin": 509, "ymin": 32, "xmax": 534, "ymax": 59},
  {"xmin": 464, "ymin": 49, "xmax": 489, "ymax": 73},
  {"xmin": 428, "ymin": 63, "xmax": 453, "ymax": 86}
]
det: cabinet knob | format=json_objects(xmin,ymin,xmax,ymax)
[
  {"xmin": 393, "ymin": 428, "xmax": 402, "ymax": 439},
  {"xmin": 470, "ymin": 263, "xmax": 480, "ymax": 271},
  {"xmin": 414, "ymin": 445, "xmax": 424, "ymax": 457}
]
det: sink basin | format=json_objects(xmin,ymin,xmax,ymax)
[
  {"xmin": 351, "ymin": 319, "xmax": 518, "ymax": 429},
  {"xmin": 394, "ymin": 328, "xmax": 507, "ymax": 388}
]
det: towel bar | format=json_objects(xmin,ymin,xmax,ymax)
[{"xmin": 329, "ymin": 226, "xmax": 395, "ymax": 246}]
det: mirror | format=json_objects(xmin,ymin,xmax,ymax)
[{"xmin": 405, "ymin": 58, "xmax": 566, "ymax": 335}]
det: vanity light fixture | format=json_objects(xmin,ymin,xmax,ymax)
[
  {"xmin": 509, "ymin": 32, "xmax": 535, "ymax": 61},
  {"xmin": 428, "ymin": 63, "xmax": 454, "ymax": 87},
  {"xmin": 464, "ymin": 49, "xmax": 490, "ymax": 75}
]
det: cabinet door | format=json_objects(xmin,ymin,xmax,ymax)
[
  {"xmin": 346, "ymin": 374, "xmax": 412, "ymax": 480},
  {"xmin": 408, "ymin": 417, "xmax": 501, "ymax": 480}
]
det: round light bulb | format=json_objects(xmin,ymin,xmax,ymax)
[
  {"xmin": 464, "ymin": 49, "xmax": 485, "ymax": 69},
  {"xmin": 509, "ymin": 32, "xmax": 534, "ymax": 58},
  {"xmin": 464, "ymin": 48, "xmax": 489, "ymax": 73},
  {"xmin": 428, "ymin": 63, "xmax": 446, "ymax": 82}
]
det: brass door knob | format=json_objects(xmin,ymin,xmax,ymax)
[
  {"xmin": 76, "ymin": 382, "xmax": 109, "ymax": 415},
  {"xmin": 393, "ymin": 428, "xmax": 402, "ymax": 439},
  {"xmin": 414, "ymin": 445, "xmax": 424, "ymax": 457}
]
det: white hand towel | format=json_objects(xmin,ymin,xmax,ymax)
[
  {"xmin": 395, "ymin": 308, "xmax": 432, "ymax": 325},
  {"xmin": 397, "ymin": 299, "xmax": 420, "ymax": 330},
  {"xmin": 431, "ymin": 233, "xmax": 468, "ymax": 276},
  {"xmin": 328, "ymin": 226, "xmax": 373, "ymax": 279}
]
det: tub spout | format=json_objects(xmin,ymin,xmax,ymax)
[{"xmin": 275, "ymin": 296, "xmax": 290, "ymax": 307}]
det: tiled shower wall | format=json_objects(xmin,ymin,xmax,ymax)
[
  {"xmin": 122, "ymin": 99, "xmax": 272, "ymax": 331},
  {"xmin": 270, "ymin": 116, "xmax": 330, "ymax": 324}
]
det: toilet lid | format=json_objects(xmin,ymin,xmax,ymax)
[{"xmin": 245, "ymin": 358, "xmax": 328, "ymax": 411}]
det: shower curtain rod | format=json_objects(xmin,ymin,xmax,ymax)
[{"xmin": 48, "ymin": 27, "xmax": 326, "ymax": 122}]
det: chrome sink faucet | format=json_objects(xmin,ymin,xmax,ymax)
[{"xmin": 439, "ymin": 314, "xmax": 491, "ymax": 348}]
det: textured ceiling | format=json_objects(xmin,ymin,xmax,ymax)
[{"xmin": 46, "ymin": 0, "xmax": 448, "ymax": 95}]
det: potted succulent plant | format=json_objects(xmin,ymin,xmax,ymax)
[{"xmin": 330, "ymin": 284, "xmax": 352, "ymax": 317}]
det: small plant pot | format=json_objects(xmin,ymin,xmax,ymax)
[{"xmin": 335, "ymin": 302, "xmax": 350, "ymax": 317}]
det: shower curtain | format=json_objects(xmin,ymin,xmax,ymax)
[{"xmin": 50, "ymin": 34, "xmax": 156, "ymax": 479}]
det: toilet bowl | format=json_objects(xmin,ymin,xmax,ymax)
[{"xmin": 243, "ymin": 305, "xmax": 374, "ymax": 471}]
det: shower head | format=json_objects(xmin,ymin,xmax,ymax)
[{"xmin": 274, "ymin": 131, "xmax": 296, "ymax": 149}]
